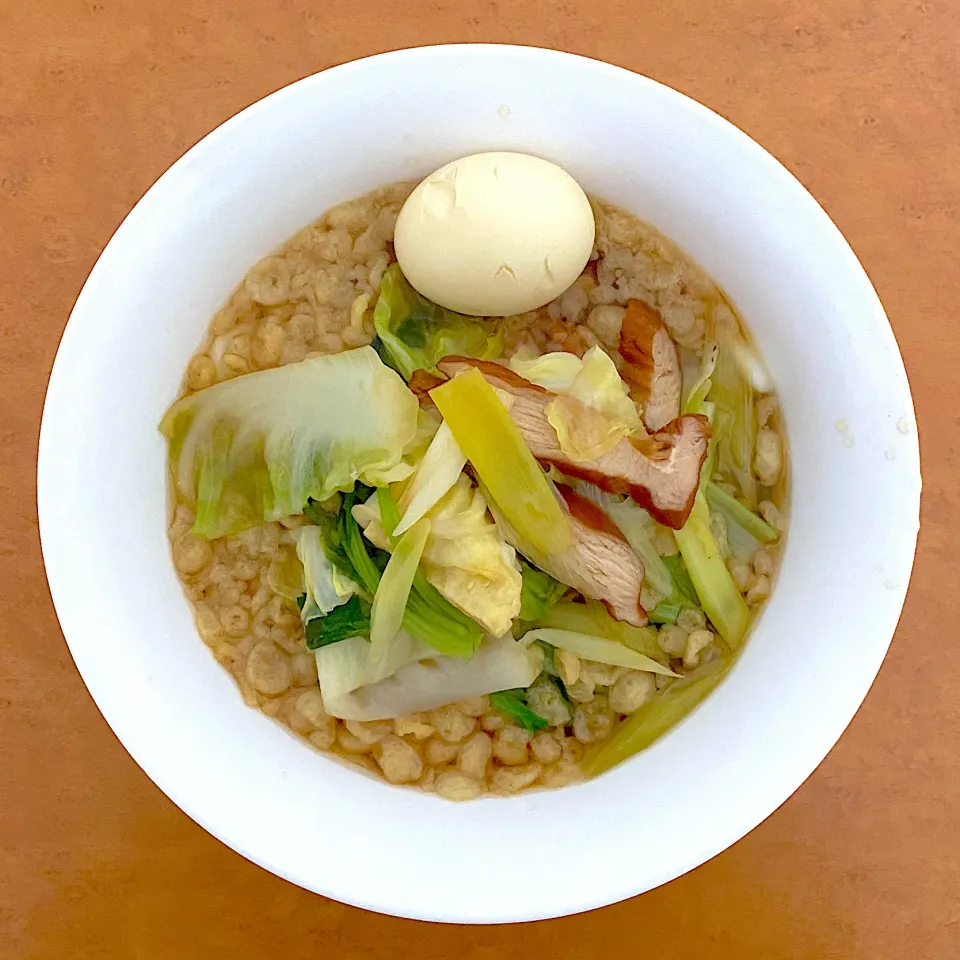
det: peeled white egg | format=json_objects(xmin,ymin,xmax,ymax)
[{"xmin": 394, "ymin": 152, "xmax": 596, "ymax": 317}]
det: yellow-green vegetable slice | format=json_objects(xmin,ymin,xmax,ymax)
[
  {"xmin": 430, "ymin": 367, "xmax": 570, "ymax": 556},
  {"xmin": 370, "ymin": 517, "xmax": 431, "ymax": 661},
  {"xmin": 394, "ymin": 421, "xmax": 467, "ymax": 535},
  {"xmin": 673, "ymin": 494, "xmax": 750, "ymax": 647},
  {"xmin": 582, "ymin": 659, "xmax": 732, "ymax": 777},
  {"xmin": 520, "ymin": 628, "xmax": 676, "ymax": 676},
  {"xmin": 706, "ymin": 482, "xmax": 778, "ymax": 544},
  {"xmin": 531, "ymin": 600, "xmax": 660, "ymax": 659}
]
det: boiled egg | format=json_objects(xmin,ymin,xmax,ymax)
[{"xmin": 394, "ymin": 152, "xmax": 595, "ymax": 317}]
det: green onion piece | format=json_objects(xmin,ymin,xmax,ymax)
[
  {"xmin": 489, "ymin": 689, "xmax": 549, "ymax": 732},
  {"xmin": 706, "ymin": 482, "xmax": 778, "ymax": 544},
  {"xmin": 648, "ymin": 600, "xmax": 682, "ymax": 624},
  {"xmin": 673, "ymin": 494, "xmax": 750, "ymax": 647},
  {"xmin": 582, "ymin": 659, "xmax": 732, "ymax": 777}
]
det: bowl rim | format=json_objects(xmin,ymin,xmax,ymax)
[{"xmin": 38, "ymin": 42, "xmax": 921, "ymax": 922}]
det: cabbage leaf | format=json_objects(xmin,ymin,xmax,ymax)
[
  {"xmin": 342, "ymin": 487, "xmax": 482, "ymax": 658},
  {"xmin": 292, "ymin": 524, "xmax": 360, "ymax": 623},
  {"xmin": 318, "ymin": 632, "xmax": 542, "ymax": 721},
  {"xmin": 511, "ymin": 347, "xmax": 644, "ymax": 462},
  {"xmin": 394, "ymin": 421, "xmax": 466, "ymax": 535},
  {"xmin": 373, "ymin": 264, "xmax": 503, "ymax": 380},
  {"xmin": 355, "ymin": 477, "xmax": 522, "ymax": 638},
  {"xmin": 160, "ymin": 348, "xmax": 419, "ymax": 538}
]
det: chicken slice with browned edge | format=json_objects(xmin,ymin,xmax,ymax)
[
  {"xmin": 618, "ymin": 299, "xmax": 683, "ymax": 431},
  {"xmin": 435, "ymin": 357, "xmax": 709, "ymax": 529},
  {"xmin": 486, "ymin": 480, "xmax": 647, "ymax": 627}
]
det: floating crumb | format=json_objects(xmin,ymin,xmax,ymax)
[
  {"xmin": 835, "ymin": 419, "xmax": 854, "ymax": 447},
  {"xmin": 897, "ymin": 417, "xmax": 910, "ymax": 435},
  {"xmin": 498, "ymin": 104, "xmax": 511, "ymax": 118}
]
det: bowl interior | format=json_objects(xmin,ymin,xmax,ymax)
[{"xmin": 38, "ymin": 45, "xmax": 920, "ymax": 922}]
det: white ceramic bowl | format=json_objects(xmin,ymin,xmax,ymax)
[{"xmin": 38, "ymin": 45, "xmax": 920, "ymax": 922}]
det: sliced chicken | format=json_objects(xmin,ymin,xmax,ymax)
[
  {"xmin": 435, "ymin": 357, "xmax": 709, "ymax": 529},
  {"xmin": 408, "ymin": 368, "xmax": 445, "ymax": 403},
  {"xmin": 618, "ymin": 299, "xmax": 682, "ymax": 431},
  {"xmin": 486, "ymin": 480, "xmax": 646, "ymax": 627}
]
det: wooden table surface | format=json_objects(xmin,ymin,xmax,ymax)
[{"xmin": 3, "ymin": 1, "xmax": 958, "ymax": 957}]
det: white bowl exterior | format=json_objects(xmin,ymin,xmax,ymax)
[{"xmin": 38, "ymin": 46, "xmax": 920, "ymax": 922}]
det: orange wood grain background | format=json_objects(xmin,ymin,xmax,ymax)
[{"xmin": 2, "ymin": 1, "xmax": 958, "ymax": 957}]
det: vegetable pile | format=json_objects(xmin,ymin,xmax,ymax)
[{"xmin": 163, "ymin": 267, "xmax": 784, "ymax": 779}]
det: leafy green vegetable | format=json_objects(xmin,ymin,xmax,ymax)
[
  {"xmin": 339, "ymin": 489, "xmax": 384, "ymax": 595},
  {"xmin": 303, "ymin": 498, "xmax": 361, "ymax": 584},
  {"xmin": 521, "ymin": 628, "xmax": 676, "ymax": 675},
  {"xmin": 648, "ymin": 600, "xmax": 682, "ymax": 624},
  {"xmin": 404, "ymin": 571, "xmax": 484, "ymax": 658},
  {"xmin": 373, "ymin": 265, "xmax": 503, "ymax": 380},
  {"xmin": 489, "ymin": 689, "xmax": 549, "ymax": 732},
  {"xmin": 293, "ymin": 524, "xmax": 359, "ymax": 623},
  {"xmin": 709, "ymin": 311, "xmax": 759, "ymax": 507},
  {"xmin": 370, "ymin": 518, "xmax": 431, "ymax": 660},
  {"xmin": 344, "ymin": 487, "xmax": 484, "ymax": 658},
  {"xmin": 682, "ymin": 341, "xmax": 718, "ymax": 415},
  {"xmin": 706, "ymin": 482, "xmax": 778, "ymax": 544},
  {"xmin": 431, "ymin": 367, "xmax": 571, "ymax": 557},
  {"xmin": 507, "ymin": 352, "xmax": 582, "ymax": 392},
  {"xmin": 532, "ymin": 600, "xmax": 662, "ymax": 659},
  {"xmin": 160, "ymin": 348, "xmax": 419, "ymax": 539},
  {"xmin": 582, "ymin": 659, "xmax": 732, "ymax": 777},
  {"xmin": 519, "ymin": 561, "xmax": 568, "ymax": 621},
  {"xmin": 673, "ymin": 494, "xmax": 750, "ymax": 647},
  {"xmin": 304, "ymin": 596, "xmax": 371, "ymax": 650},
  {"xmin": 662, "ymin": 554, "xmax": 699, "ymax": 608},
  {"xmin": 315, "ymin": 628, "xmax": 434, "ymax": 715},
  {"xmin": 606, "ymin": 500, "xmax": 675, "ymax": 600},
  {"xmin": 376, "ymin": 485, "xmax": 401, "ymax": 541}
]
